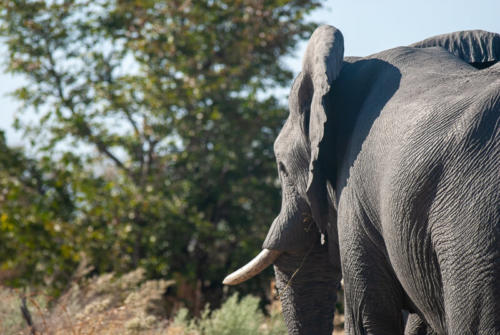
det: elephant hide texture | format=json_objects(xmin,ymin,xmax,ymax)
[{"xmin": 262, "ymin": 25, "xmax": 499, "ymax": 335}]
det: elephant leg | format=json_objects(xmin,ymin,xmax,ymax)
[
  {"xmin": 341, "ymin": 245, "xmax": 405, "ymax": 334},
  {"xmin": 339, "ymin": 199, "xmax": 405, "ymax": 334},
  {"xmin": 404, "ymin": 312, "xmax": 436, "ymax": 335},
  {"xmin": 437, "ymin": 239, "xmax": 500, "ymax": 334},
  {"xmin": 274, "ymin": 234, "xmax": 341, "ymax": 335}
]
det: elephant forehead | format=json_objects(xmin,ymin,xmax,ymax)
[
  {"xmin": 274, "ymin": 116, "xmax": 304, "ymax": 157},
  {"xmin": 274, "ymin": 131, "xmax": 310, "ymax": 174}
]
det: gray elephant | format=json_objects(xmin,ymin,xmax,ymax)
[{"xmin": 224, "ymin": 25, "xmax": 500, "ymax": 335}]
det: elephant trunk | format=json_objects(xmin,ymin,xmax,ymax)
[{"xmin": 274, "ymin": 236, "xmax": 339, "ymax": 335}]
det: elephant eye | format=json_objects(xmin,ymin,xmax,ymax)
[{"xmin": 278, "ymin": 162, "xmax": 289, "ymax": 177}]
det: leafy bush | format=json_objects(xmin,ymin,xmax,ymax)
[{"xmin": 170, "ymin": 293, "xmax": 286, "ymax": 335}]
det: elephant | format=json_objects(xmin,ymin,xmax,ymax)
[{"xmin": 224, "ymin": 25, "xmax": 500, "ymax": 335}]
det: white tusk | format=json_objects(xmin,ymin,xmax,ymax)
[{"xmin": 223, "ymin": 249, "xmax": 282, "ymax": 285}]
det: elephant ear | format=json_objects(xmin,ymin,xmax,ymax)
[
  {"xmin": 290, "ymin": 25, "xmax": 344, "ymax": 233},
  {"xmin": 410, "ymin": 30, "xmax": 500, "ymax": 69}
]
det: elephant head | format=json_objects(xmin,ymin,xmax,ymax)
[{"xmin": 224, "ymin": 25, "xmax": 344, "ymax": 334}]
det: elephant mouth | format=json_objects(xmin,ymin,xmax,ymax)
[
  {"xmin": 223, "ymin": 249, "xmax": 282, "ymax": 285},
  {"xmin": 223, "ymin": 200, "xmax": 314, "ymax": 286}
]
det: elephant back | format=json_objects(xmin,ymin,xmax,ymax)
[{"xmin": 410, "ymin": 30, "xmax": 500, "ymax": 69}]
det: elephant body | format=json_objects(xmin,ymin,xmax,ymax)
[
  {"xmin": 225, "ymin": 26, "xmax": 500, "ymax": 335},
  {"xmin": 334, "ymin": 45, "xmax": 500, "ymax": 334}
]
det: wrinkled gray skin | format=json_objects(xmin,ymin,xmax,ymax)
[{"xmin": 263, "ymin": 25, "xmax": 500, "ymax": 334}]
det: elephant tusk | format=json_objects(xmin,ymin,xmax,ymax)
[{"xmin": 223, "ymin": 249, "xmax": 282, "ymax": 285}]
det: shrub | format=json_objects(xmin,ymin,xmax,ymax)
[{"xmin": 171, "ymin": 293, "xmax": 286, "ymax": 335}]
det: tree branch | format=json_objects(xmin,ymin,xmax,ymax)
[
  {"xmin": 20, "ymin": 296, "xmax": 36, "ymax": 335},
  {"xmin": 44, "ymin": 42, "xmax": 133, "ymax": 177}
]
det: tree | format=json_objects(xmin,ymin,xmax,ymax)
[
  {"xmin": 0, "ymin": 0, "xmax": 320, "ymax": 308},
  {"xmin": 0, "ymin": 131, "xmax": 78, "ymax": 293}
]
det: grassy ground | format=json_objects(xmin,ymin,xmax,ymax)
[{"xmin": 0, "ymin": 269, "xmax": 344, "ymax": 335}]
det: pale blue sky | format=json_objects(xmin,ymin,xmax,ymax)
[{"xmin": 1, "ymin": 0, "xmax": 499, "ymax": 146}]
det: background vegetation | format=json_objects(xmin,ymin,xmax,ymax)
[
  {"xmin": 0, "ymin": 0, "xmax": 324, "ymax": 331},
  {"xmin": 0, "ymin": 267, "xmax": 289, "ymax": 334}
]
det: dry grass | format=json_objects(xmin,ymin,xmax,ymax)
[
  {"xmin": 333, "ymin": 313, "xmax": 345, "ymax": 335},
  {"xmin": 0, "ymin": 269, "xmax": 344, "ymax": 335},
  {"xmin": 0, "ymin": 268, "xmax": 173, "ymax": 335}
]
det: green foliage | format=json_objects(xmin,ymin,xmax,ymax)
[
  {"xmin": 0, "ymin": 131, "xmax": 79, "ymax": 292},
  {"xmin": 172, "ymin": 293, "xmax": 286, "ymax": 335},
  {"xmin": 0, "ymin": 0, "xmax": 320, "ymax": 306}
]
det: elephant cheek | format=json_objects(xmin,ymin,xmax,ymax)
[
  {"xmin": 274, "ymin": 238, "xmax": 340, "ymax": 335},
  {"xmin": 262, "ymin": 199, "xmax": 316, "ymax": 252}
]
